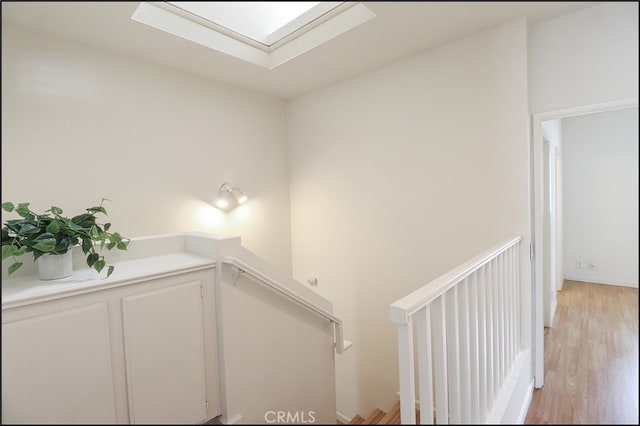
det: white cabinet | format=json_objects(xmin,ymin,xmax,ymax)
[
  {"xmin": 122, "ymin": 280, "xmax": 207, "ymax": 424},
  {"xmin": 2, "ymin": 302, "xmax": 118, "ymax": 423},
  {"xmin": 1, "ymin": 253, "xmax": 219, "ymax": 424}
]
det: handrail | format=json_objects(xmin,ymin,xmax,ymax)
[
  {"xmin": 222, "ymin": 256, "xmax": 350, "ymax": 354},
  {"xmin": 390, "ymin": 236, "xmax": 522, "ymax": 325},
  {"xmin": 390, "ymin": 235, "xmax": 523, "ymax": 424}
]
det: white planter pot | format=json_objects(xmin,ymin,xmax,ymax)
[{"xmin": 36, "ymin": 251, "xmax": 73, "ymax": 280}]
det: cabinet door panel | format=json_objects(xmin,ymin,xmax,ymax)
[
  {"xmin": 1, "ymin": 303, "xmax": 117, "ymax": 424},
  {"xmin": 122, "ymin": 280, "xmax": 207, "ymax": 424}
]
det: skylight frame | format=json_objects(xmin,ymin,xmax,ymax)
[
  {"xmin": 131, "ymin": 2, "xmax": 376, "ymax": 69},
  {"xmin": 156, "ymin": 1, "xmax": 348, "ymax": 52}
]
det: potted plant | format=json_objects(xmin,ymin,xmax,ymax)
[{"xmin": 1, "ymin": 199, "xmax": 129, "ymax": 279}]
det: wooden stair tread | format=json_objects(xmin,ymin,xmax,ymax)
[
  {"xmin": 378, "ymin": 402, "xmax": 400, "ymax": 424},
  {"xmin": 342, "ymin": 401, "xmax": 421, "ymax": 425},
  {"xmin": 362, "ymin": 408, "xmax": 385, "ymax": 424},
  {"xmin": 387, "ymin": 408, "xmax": 401, "ymax": 425},
  {"xmin": 348, "ymin": 415, "xmax": 365, "ymax": 424}
]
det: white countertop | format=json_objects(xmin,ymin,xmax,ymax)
[{"xmin": 2, "ymin": 252, "xmax": 216, "ymax": 309}]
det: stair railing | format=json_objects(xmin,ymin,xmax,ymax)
[
  {"xmin": 390, "ymin": 236, "xmax": 522, "ymax": 424},
  {"xmin": 223, "ymin": 257, "xmax": 351, "ymax": 354}
]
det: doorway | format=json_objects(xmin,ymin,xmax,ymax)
[{"xmin": 531, "ymin": 96, "xmax": 639, "ymax": 388}]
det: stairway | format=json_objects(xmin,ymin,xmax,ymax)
[{"xmin": 338, "ymin": 402, "xmax": 420, "ymax": 425}]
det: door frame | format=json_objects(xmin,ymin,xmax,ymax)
[{"xmin": 531, "ymin": 96, "xmax": 638, "ymax": 388}]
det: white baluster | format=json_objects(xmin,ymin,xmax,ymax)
[
  {"xmin": 459, "ymin": 279, "xmax": 471, "ymax": 423},
  {"xmin": 445, "ymin": 287, "xmax": 461, "ymax": 424},
  {"xmin": 515, "ymin": 244, "xmax": 520, "ymax": 351},
  {"xmin": 469, "ymin": 273, "xmax": 481, "ymax": 423},
  {"xmin": 432, "ymin": 296, "xmax": 449, "ymax": 424},
  {"xmin": 397, "ymin": 319, "xmax": 416, "ymax": 424},
  {"xmin": 492, "ymin": 258, "xmax": 500, "ymax": 396},
  {"xmin": 478, "ymin": 266, "xmax": 489, "ymax": 421},
  {"xmin": 508, "ymin": 246, "xmax": 514, "ymax": 363},
  {"xmin": 499, "ymin": 253, "xmax": 506, "ymax": 382},
  {"xmin": 389, "ymin": 237, "xmax": 522, "ymax": 426},
  {"xmin": 485, "ymin": 261, "xmax": 494, "ymax": 406},
  {"xmin": 416, "ymin": 306, "xmax": 434, "ymax": 424}
]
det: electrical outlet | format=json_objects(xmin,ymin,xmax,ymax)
[
  {"xmin": 576, "ymin": 260, "xmax": 584, "ymax": 269},
  {"xmin": 587, "ymin": 261, "xmax": 595, "ymax": 269}
]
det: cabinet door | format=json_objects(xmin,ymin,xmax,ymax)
[
  {"xmin": 1, "ymin": 303, "xmax": 117, "ymax": 424},
  {"xmin": 122, "ymin": 280, "xmax": 207, "ymax": 424}
]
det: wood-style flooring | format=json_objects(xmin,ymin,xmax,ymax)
[
  {"xmin": 343, "ymin": 280, "xmax": 638, "ymax": 425},
  {"xmin": 525, "ymin": 280, "xmax": 639, "ymax": 424}
]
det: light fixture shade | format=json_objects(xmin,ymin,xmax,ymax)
[
  {"xmin": 231, "ymin": 188, "xmax": 248, "ymax": 204},
  {"xmin": 215, "ymin": 183, "xmax": 247, "ymax": 212}
]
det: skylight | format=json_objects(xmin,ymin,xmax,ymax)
[
  {"xmin": 131, "ymin": 1, "xmax": 376, "ymax": 69},
  {"xmin": 166, "ymin": 2, "xmax": 322, "ymax": 47}
]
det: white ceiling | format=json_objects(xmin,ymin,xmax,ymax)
[{"xmin": 1, "ymin": 1, "xmax": 600, "ymax": 99}]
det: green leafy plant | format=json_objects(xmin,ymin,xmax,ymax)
[{"xmin": 1, "ymin": 199, "xmax": 129, "ymax": 278}]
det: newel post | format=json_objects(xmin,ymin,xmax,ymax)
[{"xmin": 397, "ymin": 318, "xmax": 417, "ymax": 424}]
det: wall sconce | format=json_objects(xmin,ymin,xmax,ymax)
[{"xmin": 214, "ymin": 182, "xmax": 248, "ymax": 212}]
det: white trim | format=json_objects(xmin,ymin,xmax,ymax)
[
  {"xmin": 517, "ymin": 380, "xmax": 535, "ymax": 424},
  {"xmin": 336, "ymin": 411, "xmax": 352, "ymax": 424},
  {"xmin": 564, "ymin": 275, "xmax": 638, "ymax": 288},
  {"xmin": 267, "ymin": 2, "xmax": 345, "ymax": 47},
  {"xmin": 485, "ymin": 348, "xmax": 530, "ymax": 423},
  {"xmin": 547, "ymin": 297, "xmax": 557, "ymax": 328},
  {"xmin": 2, "ymin": 253, "xmax": 215, "ymax": 310},
  {"xmin": 269, "ymin": 3, "xmax": 375, "ymax": 69},
  {"xmin": 132, "ymin": 2, "xmax": 375, "ymax": 70},
  {"xmin": 390, "ymin": 236, "xmax": 522, "ymax": 324},
  {"xmin": 531, "ymin": 96, "xmax": 639, "ymax": 388},
  {"xmin": 534, "ymin": 98, "xmax": 638, "ymax": 121},
  {"xmin": 131, "ymin": 2, "xmax": 270, "ymax": 68},
  {"xmin": 222, "ymin": 413, "xmax": 243, "ymax": 424}
]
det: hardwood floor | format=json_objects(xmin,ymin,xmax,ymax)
[
  {"xmin": 342, "ymin": 280, "xmax": 637, "ymax": 425},
  {"xmin": 525, "ymin": 280, "xmax": 639, "ymax": 424}
]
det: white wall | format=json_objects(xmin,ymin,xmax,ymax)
[
  {"xmin": 1, "ymin": 21, "xmax": 292, "ymax": 273},
  {"xmin": 195, "ymin": 237, "xmax": 338, "ymax": 425},
  {"xmin": 529, "ymin": 2, "xmax": 639, "ymax": 113},
  {"xmin": 287, "ymin": 18, "xmax": 531, "ymax": 417},
  {"xmin": 562, "ymin": 107, "xmax": 639, "ymax": 287},
  {"xmin": 216, "ymin": 265, "xmax": 336, "ymax": 425}
]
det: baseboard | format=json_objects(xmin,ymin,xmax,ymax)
[
  {"xmin": 517, "ymin": 380, "xmax": 534, "ymax": 424},
  {"xmin": 544, "ymin": 297, "xmax": 557, "ymax": 328},
  {"xmin": 222, "ymin": 413, "xmax": 243, "ymax": 424},
  {"xmin": 564, "ymin": 274, "xmax": 638, "ymax": 288},
  {"xmin": 336, "ymin": 411, "xmax": 352, "ymax": 424},
  {"xmin": 486, "ymin": 348, "xmax": 532, "ymax": 424}
]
